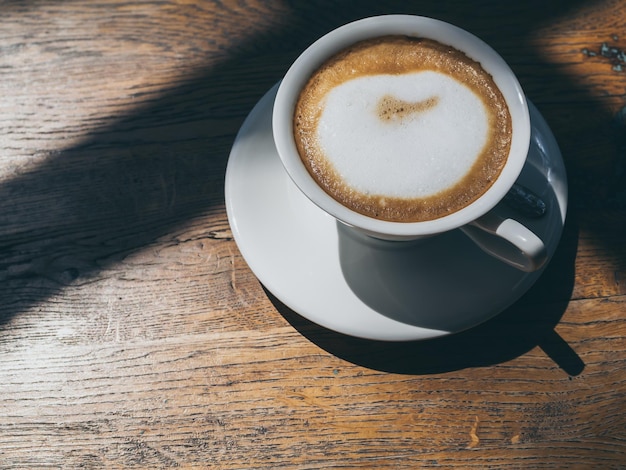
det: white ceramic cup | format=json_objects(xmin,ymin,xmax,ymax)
[{"xmin": 273, "ymin": 15, "xmax": 547, "ymax": 272}]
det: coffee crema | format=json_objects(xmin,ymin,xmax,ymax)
[{"xmin": 293, "ymin": 35, "xmax": 513, "ymax": 223}]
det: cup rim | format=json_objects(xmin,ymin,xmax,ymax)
[{"xmin": 273, "ymin": 15, "xmax": 531, "ymax": 237}]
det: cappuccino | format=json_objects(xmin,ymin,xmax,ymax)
[{"xmin": 293, "ymin": 36, "xmax": 512, "ymax": 222}]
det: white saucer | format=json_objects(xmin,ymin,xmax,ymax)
[{"xmin": 225, "ymin": 83, "xmax": 567, "ymax": 341}]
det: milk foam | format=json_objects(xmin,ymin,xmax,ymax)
[
  {"xmin": 317, "ymin": 71, "xmax": 489, "ymax": 198},
  {"xmin": 293, "ymin": 35, "xmax": 512, "ymax": 223}
]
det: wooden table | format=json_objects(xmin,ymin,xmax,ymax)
[{"xmin": 1, "ymin": 1, "xmax": 625, "ymax": 467}]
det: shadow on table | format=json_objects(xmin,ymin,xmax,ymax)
[{"xmin": 270, "ymin": 213, "xmax": 582, "ymax": 375}]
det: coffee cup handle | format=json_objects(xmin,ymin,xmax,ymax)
[{"xmin": 460, "ymin": 212, "xmax": 547, "ymax": 272}]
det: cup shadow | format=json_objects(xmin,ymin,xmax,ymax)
[{"xmin": 269, "ymin": 211, "xmax": 580, "ymax": 375}]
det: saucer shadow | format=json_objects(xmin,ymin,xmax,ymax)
[{"xmin": 269, "ymin": 213, "xmax": 580, "ymax": 375}]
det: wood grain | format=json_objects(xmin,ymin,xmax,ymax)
[{"xmin": 1, "ymin": 0, "xmax": 625, "ymax": 468}]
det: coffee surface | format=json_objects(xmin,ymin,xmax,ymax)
[{"xmin": 293, "ymin": 36, "xmax": 512, "ymax": 223}]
